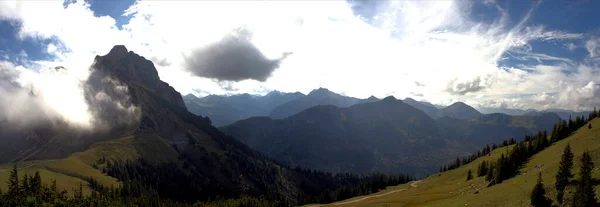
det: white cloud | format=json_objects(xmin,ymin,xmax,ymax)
[
  {"xmin": 586, "ymin": 38, "xmax": 600, "ymax": 58},
  {"xmin": 0, "ymin": 0, "xmax": 598, "ymax": 112},
  {"xmin": 0, "ymin": 60, "xmax": 92, "ymax": 128}
]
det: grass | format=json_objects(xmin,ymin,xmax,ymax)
[
  {"xmin": 314, "ymin": 118, "xmax": 600, "ymax": 207},
  {"xmin": 0, "ymin": 132, "xmax": 178, "ymax": 196}
]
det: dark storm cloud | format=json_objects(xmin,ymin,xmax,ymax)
[
  {"xmin": 184, "ymin": 28, "xmax": 291, "ymax": 82},
  {"xmin": 446, "ymin": 77, "xmax": 486, "ymax": 95}
]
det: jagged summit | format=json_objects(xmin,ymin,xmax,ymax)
[{"xmin": 93, "ymin": 45, "xmax": 185, "ymax": 109}]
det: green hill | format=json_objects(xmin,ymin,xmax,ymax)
[
  {"xmin": 0, "ymin": 133, "xmax": 177, "ymax": 195},
  {"xmin": 313, "ymin": 117, "xmax": 600, "ymax": 206}
]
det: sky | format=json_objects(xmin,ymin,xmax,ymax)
[{"xmin": 0, "ymin": 0, "xmax": 599, "ymax": 113}]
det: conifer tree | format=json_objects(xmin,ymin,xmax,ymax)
[
  {"xmin": 572, "ymin": 151, "xmax": 598, "ymax": 207},
  {"xmin": 531, "ymin": 172, "xmax": 550, "ymax": 207},
  {"xmin": 485, "ymin": 164, "xmax": 495, "ymax": 182},
  {"xmin": 466, "ymin": 169, "xmax": 473, "ymax": 181},
  {"xmin": 20, "ymin": 173, "xmax": 29, "ymax": 196},
  {"xmin": 477, "ymin": 161, "xmax": 488, "ymax": 177},
  {"xmin": 7, "ymin": 164, "xmax": 19, "ymax": 198},
  {"xmin": 31, "ymin": 171, "xmax": 41, "ymax": 195},
  {"xmin": 556, "ymin": 144, "xmax": 574, "ymax": 204}
]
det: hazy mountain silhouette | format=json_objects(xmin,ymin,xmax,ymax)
[
  {"xmin": 269, "ymin": 88, "xmax": 363, "ymax": 119},
  {"xmin": 438, "ymin": 102, "xmax": 482, "ymax": 119},
  {"xmin": 222, "ymin": 96, "xmax": 475, "ymax": 176},
  {"xmin": 222, "ymin": 97, "xmax": 560, "ymax": 176}
]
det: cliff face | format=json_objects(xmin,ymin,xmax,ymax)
[{"xmin": 92, "ymin": 45, "xmax": 186, "ymax": 110}]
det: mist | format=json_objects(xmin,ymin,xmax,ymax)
[{"xmin": 0, "ymin": 60, "xmax": 140, "ymax": 131}]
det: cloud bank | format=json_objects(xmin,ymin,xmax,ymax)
[
  {"xmin": 0, "ymin": 0, "xmax": 598, "ymax": 112},
  {"xmin": 0, "ymin": 59, "xmax": 139, "ymax": 131}
]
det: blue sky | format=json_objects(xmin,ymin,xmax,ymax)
[{"xmin": 0, "ymin": 0, "xmax": 599, "ymax": 114}]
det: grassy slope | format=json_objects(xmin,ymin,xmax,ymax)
[
  {"xmin": 319, "ymin": 118, "xmax": 600, "ymax": 207},
  {"xmin": 0, "ymin": 133, "xmax": 178, "ymax": 195}
]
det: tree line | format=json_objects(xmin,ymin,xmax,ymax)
[
  {"xmin": 440, "ymin": 107, "xmax": 598, "ymax": 176},
  {"xmin": 0, "ymin": 157, "xmax": 413, "ymax": 207},
  {"xmin": 102, "ymin": 158, "xmax": 413, "ymax": 206}
]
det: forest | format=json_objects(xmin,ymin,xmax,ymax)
[{"xmin": 0, "ymin": 159, "xmax": 413, "ymax": 206}]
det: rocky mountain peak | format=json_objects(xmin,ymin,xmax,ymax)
[
  {"xmin": 92, "ymin": 45, "xmax": 186, "ymax": 110},
  {"xmin": 107, "ymin": 45, "xmax": 129, "ymax": 58}
]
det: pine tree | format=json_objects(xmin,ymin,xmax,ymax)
[
  {"xmin": 20, "ymin": 173, "xmax": 29, "ymax": 196},
  {"xmin": 531, "ymin": 172, "xmax": 550, "ymax": 207},
  {"xmin": 477, "ymin": 161, "xmax": 488, "ymax": 177},
  {"xmin": 485, "ymin": 164, "xmax": 495, "ymax": 182},
  {"xmin": 555, "ymin": 144, "xmax": 574, "ymax": 204},
  {"xmin": 466, "ymin": 169, "xmax": 473, "ymax": 181},
  {"xmin": 7, "ymin": 164, "xmax": 19, "ymax": 198},
  {"xmin": 572, "ymin": 151, "xmax": 598, "ymax": 207},
  {"xmin": 31, "ymin": 171, "xmax": 42, "ymax": 195}
]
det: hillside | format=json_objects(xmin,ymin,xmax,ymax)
[
  {"xmin": 222, "ymin": 96, "xmax": 475, "ymax": 176},
  {"xmin": 313, "ymin": 117, "xmax": 600, "ymax": 206},
  {"xmin": 437, "ymin": 112, "xmax": 560, "ymax": 146},
  {"xmin": 403, "ymin": 98, "xmax": 440, "ymax": 119}
]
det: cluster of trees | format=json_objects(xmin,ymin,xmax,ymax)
[
  {"xmin": 440, "ymin": 144, "xmax": 497, "ymax": 172},
  {"xmin": 0, "ymin": 159, "xmax": 413, "ymax": 206},
  {"xmin": 293, "ymin": 167, "xmax": 414, "ymax": 204},
  {"xmin": 440, "ymin": 138, "xmax": 522, "ymax": 173},
  {"xmin": 485, "ymin": 114, "xmax": 594, "ymax": 186},
  {"xmin": 441, "ymin": 109, "xmax": 599, "ymax": 175},
  {"xmin": 442, "ymin": 110, "xmax": 597, "ymax": 183},
  {"xmin": 482, "ymin": 130, "xmax": 551, "ymax": 186},
  {"xmin": 530, "ymin": 146, "xmax": 598, "ymax": 207},
  {"xmin": 101, "ymin": 158, "xmax": 413, "ymax": 206},
  {"xmin": 0, "ymin": 163, "xmax": 287, "ymax": 207}
]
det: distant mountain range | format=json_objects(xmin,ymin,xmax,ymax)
[
  {"xmin": 477, "ymin": 107, "xmax": 591, "ymax": 120},
  {"xmin": 184, "ymin": 87, "xmax": 379, "ymax": 126},
  {"xmin": 220, "ymin": 97, "xmax": 561, "ymax": 176},
  {"xmin": 403, "ymin": 98, "xmax": 482, "ymax": 120},
  {"xmin": 186, "ymin": 87, "xmax": 589, "ymax": 127}
]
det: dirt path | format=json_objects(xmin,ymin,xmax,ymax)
[
  {"xmin": 305, "ymin": 180, "xmax": 422, "ymax": 207},
  {"xmin": 0, "ymin": 160, "xmax": 56, "ymax": 172}
]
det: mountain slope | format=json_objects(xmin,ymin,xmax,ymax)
[
  {"xmin": 317, "ymin": 117, "xmax": 600, "ymax": 207},
  {"xmin": 437, "ymin": 112, "xmax": 560, "ymax": 146},
  {"xmin": 222, "ymin": 97, "xmax": 474, "ymax": 176},
  {"xmin": 403, "ymin": 98, "xmax": 440, "ymax": 119}
]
